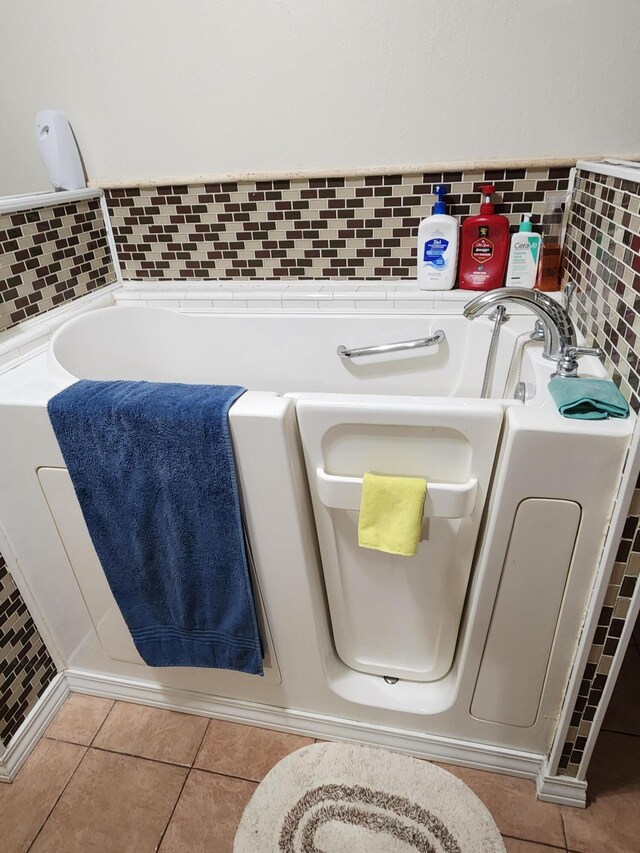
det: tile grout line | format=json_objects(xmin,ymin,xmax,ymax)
[
  {"xmin": 88, "ymin": 696, "xmax": 116, "ymax": 748},
  {"xmin": 73, "ymin": 742, "xmax": 196, "ymax": 771},
  {"xmin": 24, "ymin": 693, "xmax": 113, "ymax": 852},
  {"xmin": 155, "ymin": 717, "xmax": 213, "ymax": 850},
  {"xmin": 191, "ymin": 715, "xmax": 212, "ymax": 771},
  {"xmin": 190, "ymin": 716, "xmax": 213, "ymax": 771},
  {"xmin": 190, "ymin": 763, "xmax": 261, "ymax": 786},
  {"xmin": 155, "ymin": 770, "xmax": 190, "ymax": 851},
  {"xmin": 25, "ymin": 743, "xmax": 89, "ymax": 852},
  {"xmin": 560, "ymin": 805, "xmax": 570, "ymax": 852}
]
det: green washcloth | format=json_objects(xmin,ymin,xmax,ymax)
[{"xmin": 548, "ymin": 377, "xmax": 629, "ymax": 420}]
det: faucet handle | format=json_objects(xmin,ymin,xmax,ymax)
[
  {"xmin": 563, "ymin": 281, "xmax": 577, "ymax": 316},
  {"xmin": 554, "ymin": 345, "xmax": 606, "ymax": 378},
  {"xmin": 567, "ymin": 345, "xmax": 605, "ymax": 361}
]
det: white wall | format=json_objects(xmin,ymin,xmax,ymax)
[{"xmin": 1, "ymin": 0, "xmax": 639, "ymax": 195}]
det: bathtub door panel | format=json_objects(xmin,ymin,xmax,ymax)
[
  {"xmin": 36, "ymin": 467, "xmax": 279, "ymax": 677},
  {"xmin": 471, "ymin": 498, "xmax": 581, "ymax": 727},
  {"xmin": 293, "ymin": 393, "xmax": 503, "ymax": 683},
  {"xmin": 37, "ymin": 467, "xmax": 145, "ymax": 667}
]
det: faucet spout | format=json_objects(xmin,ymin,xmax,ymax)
[{"xmin": 463, "ymin": 287, "xmax": 577, "ymax": 362}]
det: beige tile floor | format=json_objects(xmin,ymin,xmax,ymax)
[{"xmin": 1, "ymin": 638, "xmax": 639, "ymax": 852}]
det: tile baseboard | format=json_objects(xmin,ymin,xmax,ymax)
[
  {"xmin": 0, "ymin": 673, "xmax": 69, "ymax": 782},
  {"xmin": 64, "ymin": 667, "xmax": 560, "ymax": 795}
]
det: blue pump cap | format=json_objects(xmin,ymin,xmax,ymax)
[{"xmin": 433, "ymin": 184, "xmax": 448, "ymax": 215}]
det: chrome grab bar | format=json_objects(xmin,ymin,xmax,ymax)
[{"xmin": 337, "ymin": 330, "xmax": 445, "ymax": 360}]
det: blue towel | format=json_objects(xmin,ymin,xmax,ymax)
[
  {"xmin": 47, "ymin": 379, "xmax": 263, "ymax": 674},
  {"xmin": 548, "ymin": 376, "xmax": 630, "ymax": 420}
]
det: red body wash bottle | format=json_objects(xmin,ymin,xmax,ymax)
[{"xmin": 458, "ymin": 184, "xmax": 510, "ymax": 290}]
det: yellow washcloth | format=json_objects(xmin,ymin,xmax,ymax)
[{"xmin": 357, "ymin": 472, "xmax": 427, "ymax": 557}]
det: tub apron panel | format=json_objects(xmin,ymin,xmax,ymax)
[{"xmin": 292, "ymin": 393, "xmax": 504, "ymax": 683}]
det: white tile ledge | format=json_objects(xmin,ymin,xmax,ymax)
[
  {"xmin": 578, "ymin": 159, "xmax": 640, "ymax": 185},
  {"xmin": 0, "ymin": 187, "xmax": 101, "ymax": 216},
  {"xmin": 116, "ymin": 280, "xmax": 562, "ymax": 313},
  {"xmin": 88, "ymin": 156, "xmax": 582, "ymax": 190}
]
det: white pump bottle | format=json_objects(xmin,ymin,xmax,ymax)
[{"xmin": 417, "ymin": 184, "xmax": 459, "ymax": 290}]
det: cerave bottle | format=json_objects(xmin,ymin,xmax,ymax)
[
  {"xmin": 505, "ymin": 215, "xmax": 542, "ymax": 288},
  {"xmin": 417, "ymin": 184, "xmax": 459, "ymax": 290},
  {"xmin": 458, "ymin": 185, "xmax": 510, "ymax": 291}
]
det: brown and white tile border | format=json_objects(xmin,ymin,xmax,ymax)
[
  {"xmin": 0, "ymin": 190, "xmax": 117, "ymax": 334},
  {"xmin": 104, "ymin": 167, "xmax": 571, "ymax": 282},
  {"xmin": 0, "ymin": 550, "xmax": 58, "ymax": 748}
]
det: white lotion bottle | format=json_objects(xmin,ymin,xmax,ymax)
[
  {"xmin": 505, "ymin": 214, "xmax": 542, "ymax": 288},
  {"xmin": 417, "ymin": 184, "xmax": 459, "ymax": 290}
]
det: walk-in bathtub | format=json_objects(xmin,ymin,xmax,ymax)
[{"xmin": 0, "ymin": 299, "xmax": 633, "ymax": 785}]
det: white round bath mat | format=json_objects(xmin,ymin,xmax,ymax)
[{"xmin": 234, "ymin": 742, "xmax": 505, "ymax": 853}]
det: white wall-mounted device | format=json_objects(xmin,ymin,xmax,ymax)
[{"xmin": 35, "ymin": 110, "xmax": 86, "ymax": 191}]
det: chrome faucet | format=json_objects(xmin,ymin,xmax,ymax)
[{"xmin": 463, "ymin": 287, "xmax": 603, "ymax": 377}]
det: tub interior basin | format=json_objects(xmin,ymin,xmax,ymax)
[{"xmin": 48, "ymin": 305, "xmax": 553, "ymax": 399}]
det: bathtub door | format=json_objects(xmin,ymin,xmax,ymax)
[{"xmin": 292, "ymin": 393, "xmax": 504, "ymax": 683}]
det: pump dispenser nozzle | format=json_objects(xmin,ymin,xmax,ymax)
[
  {"xmin": 519, "ymin": 214, "xmax": 533, "ymax": 232},
  {"xmin": 433, "ymin": 184, "xmax": 448, "ymax": 215},
  {"xmin": 479, "ymin": 184, "xmax": 496, "ymax": 215}
]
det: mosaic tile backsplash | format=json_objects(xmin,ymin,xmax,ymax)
[
  {"xmin": 105, "ymin": 167, "xmax": 571, "ymax": 281},
  {"xmin": 0, "ymin": 197, "xmax": 116, "ymax": 333},
  {"xmin": 0, "ymin": 550, "xmax": 57, "ymax": 747},
  {"xmin": 558, "ymin": 167, "xmax": 640, "ymax": 776}
]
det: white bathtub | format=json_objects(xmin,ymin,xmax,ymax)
[
  {"xmin": 0, "ymin": 298, "xmax": 634, "ymax": 786},
  {"xmin": 48, "ymin": 303, "xmax": 528, "ymax": 395}
]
